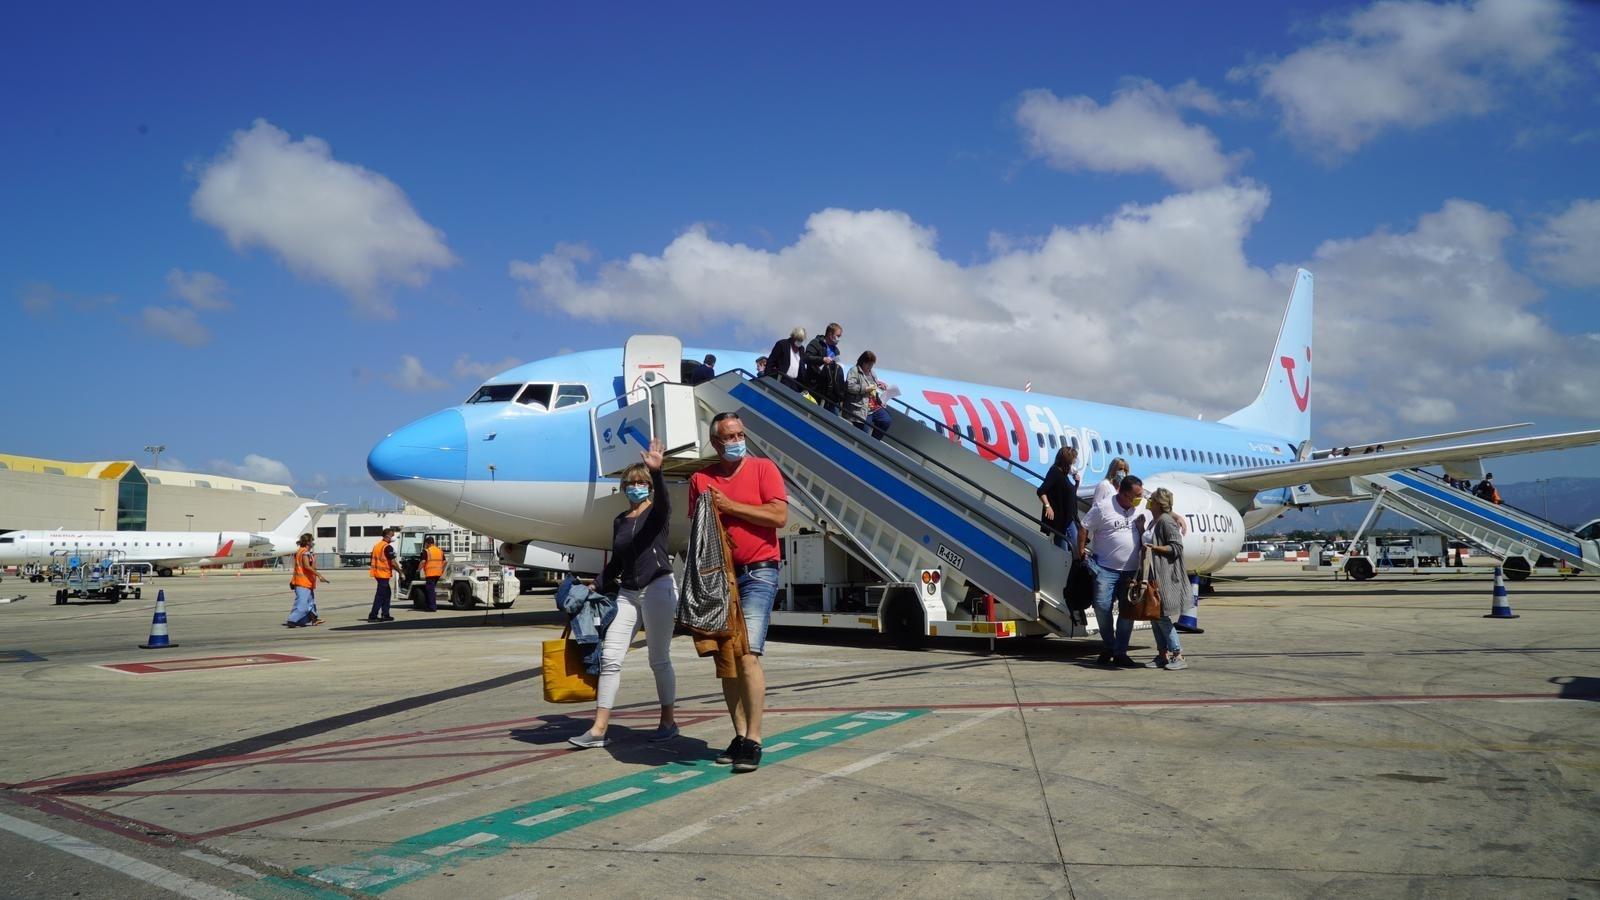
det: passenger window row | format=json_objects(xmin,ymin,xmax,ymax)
[{"xmin": 933, "ymin": 419, "xmax": 1286, "ymax": 470}]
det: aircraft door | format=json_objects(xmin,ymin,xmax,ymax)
[{"xmin": 623, "ymin": 335, "xmax": 683, "ymax": 397}]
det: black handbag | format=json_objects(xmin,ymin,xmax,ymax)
[{"xmin": 1064, "ymin": 559, "xmax": 1096, "ymax": 611}]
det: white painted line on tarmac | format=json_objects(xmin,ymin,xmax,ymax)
[
  {"xmin": 496, "ymin": 710, "xmax": 1009, "ymax": 900},
  {"xmin": 515, "ymin": 807, "xmax": 577, "ymax": 827},
  {"xmin": 590, "ymin": 787, "xmax": 646, "ymax": 803},
  {"xmin": 801, "ymin": 731, "xmax": 834, "ymax": 740},
  {"xmin": 653, "ymin": 771, "xmax": 703, "ymax": 785},
  {"xmin": 423, "ymin": 832, "xmax": 498, "ymax": 856},
  {"xmin": 0, "ymin": 811, "xmax": 249, "ymax": 900},
  {"xmin": 636, "ymin": 708, "xmax": 1007, "ymax": 850},
  {"xmin": 762, "ymin": 741, "xmax": 797, "ymax": 752},
  {"xmin": 836, "ymin": 721, "xmax": 866, "ymax": 729},
  {"xmin": 180, "ymin": 849, "xmax": 266, "ymax": 879}
]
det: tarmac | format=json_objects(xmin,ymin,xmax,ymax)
[{"xmin": 0, "ymin": 561, "xmax": 1597, "ymax": 899}]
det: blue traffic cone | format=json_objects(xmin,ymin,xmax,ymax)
[
  {"xmin": 1177, "ymin": 573, "xmax": 1204, "ymax": 633},
  {"xmin": 1483, "ymin": 567, "xmax": 1518, "ymax": 619},
  {"xmin": 139, "ymin": 590, "xmax": 180, "ymax": 648}
]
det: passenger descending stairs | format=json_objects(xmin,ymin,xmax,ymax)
[
  {"xmin": 1359, "ymin": 469, "xmax": 1600, "ymax": 574},
  {"xmin": 690, "ymin": 371, "xmax": 1084, "ymax": 636}
]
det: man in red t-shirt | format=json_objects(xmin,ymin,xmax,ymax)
[{"xmin": 688, "ymin": 411, "xmax": 788, "ymax": 773}]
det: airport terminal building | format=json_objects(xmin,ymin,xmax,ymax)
[{"xmin": 0, "ymin": 453, "xmax": 305, "ymax": 534}]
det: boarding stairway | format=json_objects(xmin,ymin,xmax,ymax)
[
  {"xmin": 595, "ymin": 367, "xmax": 1083, "ymax": 637},
  {"xmin": 1355, "ymin": 468, "xmax": 1600, "ymax": 576}
]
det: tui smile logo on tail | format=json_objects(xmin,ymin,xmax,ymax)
[{"xmin": 1280, "ymin": 347, "xmax": 1310, "ymax": 412}]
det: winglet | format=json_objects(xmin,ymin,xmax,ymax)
[{"xmin": 1220, "ymin": 268, "xmax": 1313, "ymax": 446}]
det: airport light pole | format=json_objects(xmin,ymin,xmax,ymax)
[
  {"xmin": 143, "ymin": 444, "xmax": 165, "ymax": 470},
  {"xmin": 1537, "ymin": 478, "xmax": 1549, "ymax": 520},
  {"xmin": 94, "ymin": 507, "xmax": 105, "ymax": 529},
  {"xmin": 258, "ymin": 517, "xmax": 266, "ymax": 532},
  {"xmin": 186, "ymin": 514, "xmax": 194, "ymax": 530}
]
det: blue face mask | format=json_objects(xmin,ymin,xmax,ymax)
[
  {"xmin": 719, "ymin": 440, "xmax": 747, "ymax": 462},
  {"xmin": 624, "ymin": 484, "xmax": 651, "ymax": 504}
]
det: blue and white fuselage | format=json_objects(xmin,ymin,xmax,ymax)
[{"xmin": 368, "ymin": 274, "xmax": 1319, "ymax": 563}]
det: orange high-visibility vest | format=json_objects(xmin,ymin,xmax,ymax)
[
  {"xmin": 369, "ymin": 541, "xmax": 393, "ymax": 579},
  {"xmin": 422, "ymin": 544, "xmax": 446, "ymax": 578},
  {"xmin": 291, "ymin": 547, "xmax": 316, "ymax": 588}
]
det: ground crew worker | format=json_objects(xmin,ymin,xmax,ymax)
[
  {"xmin": 420, "ymin": 536, "xmax": 446, "ymax": 612},
  {"xmin": 286, "ymin": 532, "xmax": 328, "ymax": 627},
  {"xmin": 366, "ymin": 527, "xmax": 398, "ymax": 622}
]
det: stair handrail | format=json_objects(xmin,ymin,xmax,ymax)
[
  {"xmin": 721, "ymin": 370, "xmax": 1060, "ymax": 582},
  {"xmin": 1402, "ymin": 467, "xmax": 1567, "ymax": 529}
]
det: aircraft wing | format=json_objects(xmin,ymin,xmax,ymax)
[
  {"xmin": 1308, "ymin": 422, "xmax": 1531, "ymax": 458},
  {"xmin": 1207, "ymin": 428, "xmax": 1600, "ymax": 494}
]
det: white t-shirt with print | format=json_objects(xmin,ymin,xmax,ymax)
[{"xmin": 1083, "ymin": 493, "xmax": 1149, "ymax": 571}]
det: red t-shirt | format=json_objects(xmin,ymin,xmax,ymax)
[{"xmin": 688, "ymin": 457, "xmax": 787, "ymax": 565}]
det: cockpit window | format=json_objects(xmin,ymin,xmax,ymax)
[
  {"xmin": 468, "ymin": 384, "xmax": 522, "ymax": 404},
  {"xmin": 516, "ymin": 383, "xmax": 554, "ymax": 409},
  {"xmin": 553, "ymin": 384, "xmax": 589, "ymax": 409}
]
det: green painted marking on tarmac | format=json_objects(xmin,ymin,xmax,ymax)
[{"xmin": 300, "ymin": 709, "xmax": 928, "ymax": 894}]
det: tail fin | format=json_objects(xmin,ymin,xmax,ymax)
[
  {"xmin": 269, "ymin": 502, "xmax": 329, "ymax": 537},
  {"xmin": 1219, "ymin": 268, "xmax": 1313, "ymax": 446}
]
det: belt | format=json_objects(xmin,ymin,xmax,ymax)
[{"xmin": 734, "ymin": 560, "xmax": 781, "ymax": 576}]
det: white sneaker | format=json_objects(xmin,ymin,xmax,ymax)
[
  {"xmin": 568, "ymin": 731, "xmax": 609, "ymax": 749},
  {"xmin": 1165, "ymin": 656, "xmax": 1189, "ymax": 671}
]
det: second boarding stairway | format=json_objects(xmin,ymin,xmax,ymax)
[
  {"xmin": 621, "ymin": 369, "xmax": 1083, "ymax": 638},
  {"xmin": 1358, "ymin": 468, "xmax": 1599, "ymax": 577}
]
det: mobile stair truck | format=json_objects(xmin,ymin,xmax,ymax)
[
  {"xmin": 590, "ymin": 336, "xmax": 1100, "ymax": 647},
  {"xmin": 1336, "ymin": 467, "xmax": 1600, "ymax": 581}
]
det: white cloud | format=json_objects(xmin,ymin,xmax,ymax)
[
  {"xmin": 1530, "ymin": 198, "xmax": 1600, "ymax": 286},
  {"xmin": 191, "ymin": 119, "xmax": 456, "ymax": 316},
  {"xmin": 210, "ymin": 453, "xmax": 294, "ymax": 485},
  {"xmin": 20, "ymin": 282, "xmax": 117, "ymax": 317},
  {"xmin": 513, "ymin": 191, "xmax": 1600, "ymax": 445},
  {"xmin": 1239, "ymin": 0, "xmax": 1569, "ymax": 156},
  {"xmin": 1016, "ymin": 80, "xmax": 1244, "ymax": 188},
  {"xmin": 165, "ymin": 268, "xmax": 231, "ymax": 309},
  {"xmin": 1301, "ymin": 198, "xmax": 1600, "ymax": 436},
  {"xmin": 452, "ymin": 354, "xmax": 523, "ymax": 381},
  {"xmin": 139, "ymin": 305, "xmax": 211, "ymax": 346},
  {"xmin": 385, "ymin": 354, "xmax": 448, "ymax": 392}
]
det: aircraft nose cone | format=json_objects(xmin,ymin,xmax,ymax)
[{"xmin": 368, "ymin": 410, "xmax": 468, "ymax": 513}]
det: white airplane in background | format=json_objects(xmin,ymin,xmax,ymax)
[
  {"xmin": 0, "ymin": 502, "xmax": 327, "ymax": 576},
  {"xmin": 366, "ymin": 269, "xmax": 1600, "ymax": 586}
]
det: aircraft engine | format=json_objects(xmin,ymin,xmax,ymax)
[{"xmin": 1140, "ymin": 473, "xmax": 1246, "ymax": 573}]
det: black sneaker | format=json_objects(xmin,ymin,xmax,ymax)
[
  {"xmin": 715, "ymin": 736, "xmax": 746, "ymax": 765},
  {"xmin": 732, "ymin": 741, "xmax": 762, "ymax": 773}
]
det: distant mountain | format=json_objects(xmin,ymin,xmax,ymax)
[{"xmin": 1253, "ymin": 477, "xmax": 1600, "ymax": 536}]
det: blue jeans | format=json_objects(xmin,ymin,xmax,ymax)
[
  {"xmin": 1087, "ymin": 558, "xmax": 1135, "ymax": 656},
  {"xmin": 1051, "ymin": 522, "xmax": 1080, "ymax": 553},
  {"xmin": 737, "ymin": 567, "xmax": 779, "ymax": 656},
  {"xmin": 288, "ymin": 586, "xmax": 316, "ymax": 624},
  {"xmin": 1150, "ymin": 616, "xmax": 1181, "ymax": 656}
]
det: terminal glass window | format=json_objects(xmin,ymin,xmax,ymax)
[
  {"xmin": 117, "ymin": 469, "xmax": 148, "ymax": 531},
  {"xmin": 363, "ymin": 526, "xmax": 385, "ymax": 537},
  {"xmin": 516, "ymin": 383, "xmax": 554, "ymax": 410},
  {"xmin": 552, "ymin": 384, "xmax": 590, "ymax": 409},
  {"xmin": 468, "ymin": 383, "xmax": 522, "ymax": 404},
  {"xmin": 316, "ymin": 526, "xmax": 336, "ymax": 538}
]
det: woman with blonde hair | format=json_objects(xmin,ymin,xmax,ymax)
[
  {"xmin": 1092, "ymin": 456, "xmax": 1130, "ymax": 507},
  {"xmin": 1142, "ymin": 487, "xmax": 1189, "ymax": 670}
]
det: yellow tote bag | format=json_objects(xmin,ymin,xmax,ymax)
[{"xmin": 542, "ymin": 626, "xmax": 597, "ymax": 703}]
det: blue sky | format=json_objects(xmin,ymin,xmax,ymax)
[{"xmin": 4, "ymin": 0, "xmax": 1597, "ymax": 503}]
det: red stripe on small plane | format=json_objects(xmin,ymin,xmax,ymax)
[{"xmin": 215, "ymin": 539, "xmax": 234, "ymax": 557}]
